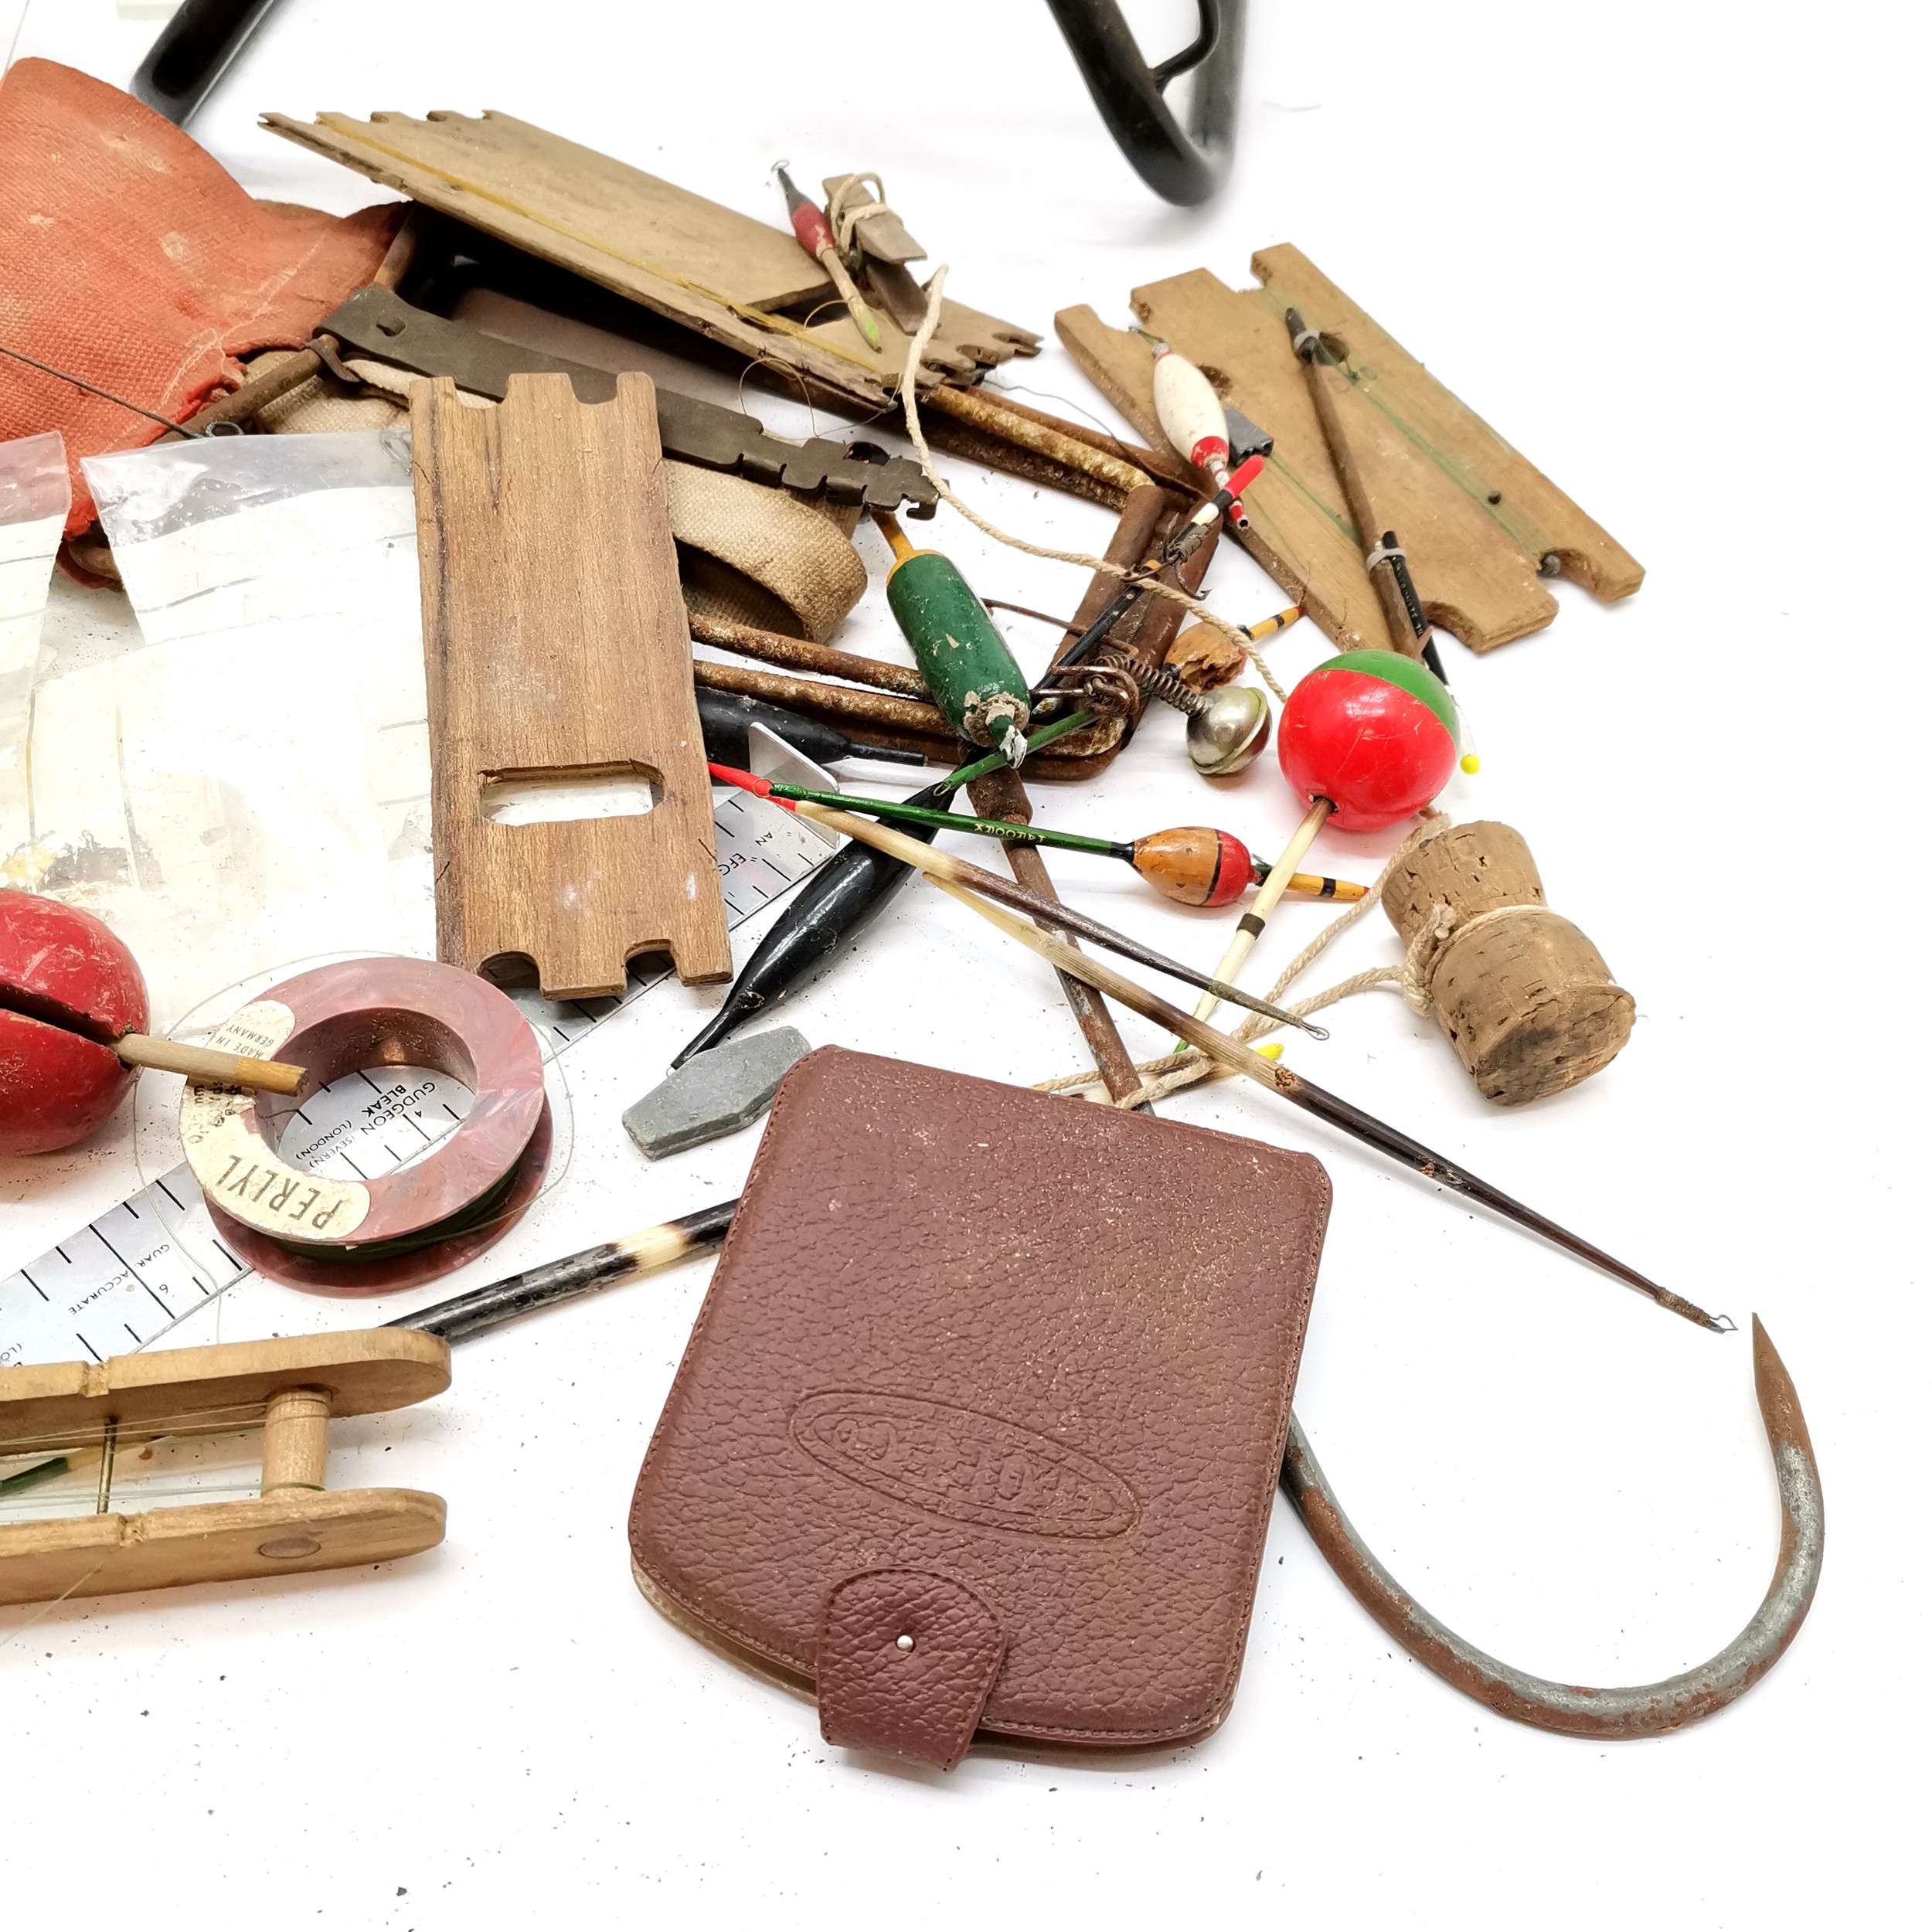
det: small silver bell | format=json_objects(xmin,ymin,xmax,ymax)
[{"xmin": 1185, "ymin": 684, "xmax": 1271, "ymax": 777}]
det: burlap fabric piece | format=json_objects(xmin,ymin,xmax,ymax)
[
  {"xmin": 0, "ymin": 60, "xmax": 399, "ymax": 535},
  {"xmin": 666, "ymin": 464, "xmax": 866, "ymax": 642}
]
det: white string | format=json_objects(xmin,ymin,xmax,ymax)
[
  {"xmin": 826, "ymin": 173, "xmax": 900, "ymax": 257},
  {"xmin": 896, "ymin": 267, "xmax": 1255, "ymax": 650},
  {"xmin": 0, "ymin": 1560, "xmax": 110, "ymax": 1656}
]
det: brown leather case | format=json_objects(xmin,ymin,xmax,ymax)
[{"xmin": 628, "ymin": 1048, "xmax": 1330, "ymax": 1769}]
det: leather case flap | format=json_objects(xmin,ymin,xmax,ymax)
[
  {"xmin": 817, "ymin": 1567, "xmax": 1006, "ymax": 1770},
  {"xmin": 630, "ymin": 1048, "xmax": 1331, "ymax": 1759}
]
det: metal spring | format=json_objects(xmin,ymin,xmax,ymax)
[
  {"xmin": 1095, "ymin": 646, "xmax": 1206, "ymax": 717},
  {"xmin": 1036, "ymin": 659, "xmax": 1141, "ymax": 722}
]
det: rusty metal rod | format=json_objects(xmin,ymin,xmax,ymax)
[
  {"xmin": 690, "ymin": 660, "xmax": 1125, "ymax": 775},
  {"xmin": 967, "ymin": 764, "xmax": 1150, "ymax": 1111},
  {"xmin": 690, "ymin": 613, "xmax": 930, "ymax": 699},
  {"xmin": 1283, "ymin": 1317, "xmax": 1822, "ymax": 1736},
  {"xmin": 183, "ymin": 204, "xmax": 430, "ymax": 433},
  {"xmin": 948, "ymin": 386, "xmax": 1202, "ymax": 497},
  {"xmin": 921, "ymin": 383, "xmax": 1151, "ymax": 496}
]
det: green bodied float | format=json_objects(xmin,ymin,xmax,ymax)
[{"xmin": 872, "ymin": 509, "xmax": 1032, "ymax": 765}]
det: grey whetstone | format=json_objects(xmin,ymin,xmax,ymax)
[{"xmin": 623, "ymin": 1028, "xmax": 812, "ymax": 1160}]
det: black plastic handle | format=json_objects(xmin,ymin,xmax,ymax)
[
  {"xmin": 130, "ymin": 0, "xmax": 282, "ymax": 127},
  {"xmin": 1046, "ymin": 0, "xmax": 1246, "ymax": 206}
]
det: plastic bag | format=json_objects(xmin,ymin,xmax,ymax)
[
  {"xmin": 20, "ymin": 430, "xmax": 430, "ymax": 1022},
  {"xmin": 0, "ymin": 430, "xmax": 70, "ymax": 881}
]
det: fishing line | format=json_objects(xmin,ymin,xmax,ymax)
[{"xmin": 0, "ymin": 342, "xmax": 221, "ymax": 440}]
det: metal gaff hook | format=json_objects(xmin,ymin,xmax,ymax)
[{"xmin": 1283, "ymin": 1316, "xmax": 1824, "ymax": 1737}]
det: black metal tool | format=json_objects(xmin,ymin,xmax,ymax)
[
  {"xmin": 317, "ymin": 287, "xmax": 938, "ymax": 515},
  {"xmin": 696, "ymin": 689, "xmax": 924, "ymax": 771},
  {"xmin": 1046, "ymin": 0, "xmax": 1245, "ymax": 205}
]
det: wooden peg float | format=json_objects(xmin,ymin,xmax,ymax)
[
  {"xmin": 112, "ymin": 1033, "xmax": 302, "ymax": 1093},
  {"xmin": 1383, "ymin": 821, "xmax": 1634, "ymax": 1105},
  {"xmin": 0, "ymin": 1330, "xmax": 448, "ymax": 1607}
]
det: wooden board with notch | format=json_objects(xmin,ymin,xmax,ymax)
[
  {"xmin": 1057, "ymin": 244, "xmax": 1642, "ymax": 656},
  {"xmin": 412, "ymin": 370, "xmax": 733, "ymax": 1000},
  {"xmin": 0, "ymin": 1329, "xmax": 449, "ymax": 1607},
  {"xmin": 262, "ymin": 109, "xmax": 1040, "ymax": 407}
]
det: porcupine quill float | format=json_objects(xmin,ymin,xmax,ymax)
[
  {"xmin": 784, "ymin": 801, "xmax": 1724, "ymax": 1333},
  {"xmin": 709, "ymin": 766, "xmax": 1366, "ymax": 909},
  {"xmin": 774, "ymin": 165, "xmax": 883, "ymax": 352}
]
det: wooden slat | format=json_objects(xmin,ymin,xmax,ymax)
[
  {"xmin": 260, "ymin": 109, "xmax": 1040, "ymax": 405},
  {"xmin": 412, "ymin": 372, "xmax": 733, "ymax": 999},
  {"xmin": 0, "ymin": 1490, "xmax": 445, "ymax": 1607},
  {"xmin": 0, "ymin": 1329, "xmax": 449, "ymax": 1449},
  {"xmin": 1056, "ymin": 247, "xmax": 1642, "ymax": 655},
  {"xmin": 1250, "ymin": 244, "xmax": 1643, "ymax": 605}
]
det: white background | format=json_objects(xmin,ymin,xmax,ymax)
[{"xmin": 3, "ymin": 2, "xmax": 1924, "ymax": 1924}]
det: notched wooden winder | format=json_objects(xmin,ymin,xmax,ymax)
[{"xmin": 0, "ymin": 1329, "xmax": 450, "ymax": 1607}]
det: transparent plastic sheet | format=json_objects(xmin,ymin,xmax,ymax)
[
  {"xmin": 15, "ymin": 430, "xmax": 432, "ymax": 1024},
  {"xmin": 0, "ymin": 429, "xmax": 69, "ymax": 883}
]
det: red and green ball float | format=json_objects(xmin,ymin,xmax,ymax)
[{"xmin": 1279, "ymin": 649, "xmax": 1475, "ymax": 831}]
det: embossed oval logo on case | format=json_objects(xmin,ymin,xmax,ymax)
[{"xmin": 789, "ymin": 1391, "xmax": 1140, "ymax": 1539}]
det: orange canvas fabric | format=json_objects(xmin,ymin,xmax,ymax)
[{"xmin": 0, "ymin": 60, "xmax": 399, "ymax": 534}]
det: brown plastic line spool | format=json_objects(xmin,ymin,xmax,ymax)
[
  {"xmin": 180, "ymin": 957, "xmax": 551, "ymax": 1295},
  {"xmin": 1382, "ymin": 821, "xmax": 1634, "ymax": 1107}
]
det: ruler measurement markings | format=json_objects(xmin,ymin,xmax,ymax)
[{"xmin": 0, "ymin": 794, "xmax": 829, "ymax": 1367}]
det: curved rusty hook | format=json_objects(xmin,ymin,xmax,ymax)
[{"xmin": 1283, "ymin": 1317, "xmax": 1823, "ymax": 1737}]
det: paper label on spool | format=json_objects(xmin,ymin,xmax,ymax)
[{"xmin": 179, "ymin": 1001, "xmax": 372, "ymax": 1241}]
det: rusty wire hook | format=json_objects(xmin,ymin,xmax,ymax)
[{"xmin": 1283, "ymin": 1317, "xmax": 1824, "ymax": 1736}]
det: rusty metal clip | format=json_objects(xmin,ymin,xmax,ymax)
[{"xmin": 1284, "ymin": 1317, "xmax": 1823, "ymax": 1737}]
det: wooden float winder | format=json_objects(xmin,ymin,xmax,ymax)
[{"xmin": 0, "ymin": 1329, "xmax": 450, "ymax": 1607}]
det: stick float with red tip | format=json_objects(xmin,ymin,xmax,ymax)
[
  {"xmin": 775, "ymin": 165, "xmax": 883, "ymax": 352},
  {"xmin": 1152, "ymin": 345, "xmax": 1253, "ymax": 529}
]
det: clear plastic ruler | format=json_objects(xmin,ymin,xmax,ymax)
[{"xmin": 0, "ymin": 784, "xmax": 832, "ymax": 1371}]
